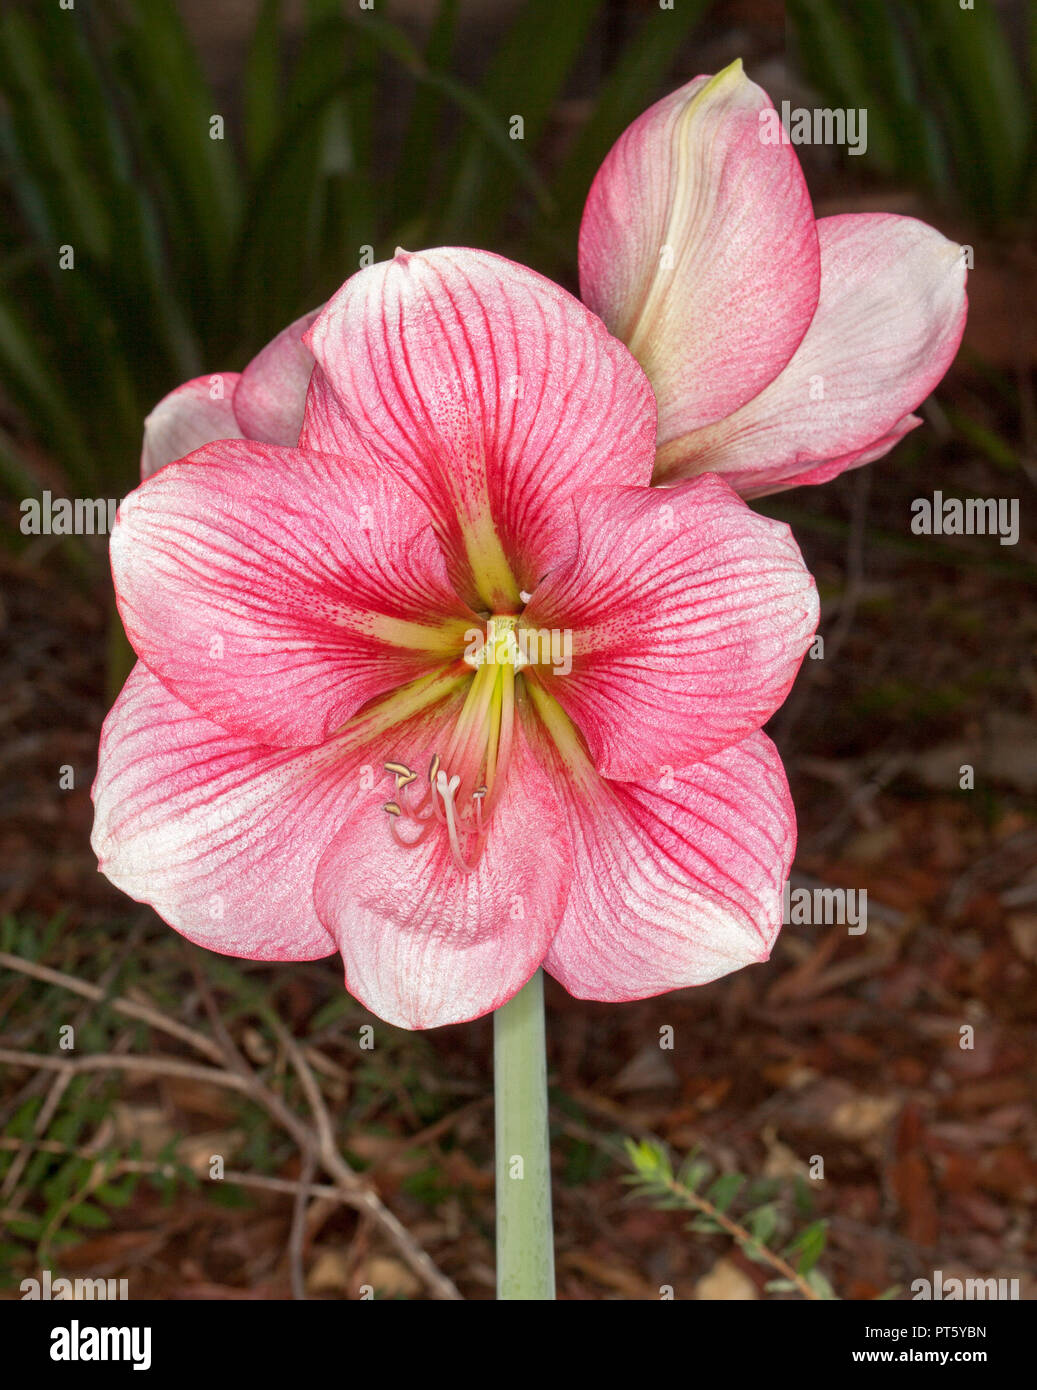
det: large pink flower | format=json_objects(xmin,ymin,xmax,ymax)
[
  {"xmin": 93, "ymin": 249, "xmax": 818, "ymax": 1029},
  {"xmin": 579, "ymin": 61, "xmax": 969, "ymax": 497}
]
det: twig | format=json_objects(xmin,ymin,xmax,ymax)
[
  {"xmin": 270, "ymin": 1019, "xmax": 339, "ymax": 1164},
  {"xmin": 268, "ymin": 1017, "xmax": 464, "ymax": 1302},
  {"xmin": 289, "ymin": 1150, "xmax": 316, "ymax": 1301},
  {"xmin": 0, "ymin": 928, "xmax": 143, "ymax": 1136},
  {"xmin": 799, "ymin": 754, "xmax": 909, "ymax": 858},
  {"xmin": 0, "ymin": 1047, "xmax": 256, "ymax": 1094},
  {"xmin": 0, "ymin": 1137, "xmax": 393, "ymax": 1209},
  {"xmin": 186, "ymin": 953, "xmax": 314, "ymax": 1300},
  {"xmin": 649, "ymin": 1168, "xmax": 821, "ymax": 1301},
  {"xmin": 380, "ymin": 1096, "xmax": 492, "ymax": 1161},
  {"xmin": 0, "ymin": 1039, "xmax": 462, "ymax": 1301},
  {"xmin": 0, "ymin": 951, "xmax": 225, "ymax": 1067},
  {"xmin": 182, "ymin": 948, "xmax": 254, "ymax": 1075},
  {"xmin": 1, "ymin": 949, "xmax": 463, "ymax": 1300}
]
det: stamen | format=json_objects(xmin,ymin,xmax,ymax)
[
  {"xmin": 384, "ymin": 760, "xmax": 417, "ymax": 789},
  {"xmin": 382, "ymin": 615, "xmax": 521, "ymax": 872},
  {"xmin": 435, "ymin": 770, "xmax": 479, "ymax": 874}
]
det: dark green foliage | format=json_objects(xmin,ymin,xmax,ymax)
[
  {"xmin": 0, "ymin": 0, "xmax": 710, "ymax": 505},
  {"xmin": 788, "ymin": 0, "xmax": 1033, "ymax": 227}
]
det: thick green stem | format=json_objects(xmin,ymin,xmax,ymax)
[{"xmin": 494, "ymin": 969, "xmax": 555, "ymax": 1300}]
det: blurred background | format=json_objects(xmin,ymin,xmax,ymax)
[{"xmin": 0, "ymin": 0, "xmax": 1034, "ymax": 1300}]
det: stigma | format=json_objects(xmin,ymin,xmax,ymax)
[{"xmin": 381, "ymin": 617, "xmax": 521, "ymax": 873}]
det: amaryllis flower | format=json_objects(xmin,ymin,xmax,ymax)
[
  {"xmin": 140, "ymin": 306, "xmax": 320, "ymax": 478},
  {"xmin": 579, "ymin": 60, "xmax": 969, "ymax": 497},
  {"xmin": 92, "ymin": 249, "xmax": 818, "ymax": 1029}
]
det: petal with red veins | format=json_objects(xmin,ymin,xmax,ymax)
[
  {"xmin": 232, "ymin": 306, "xmax": 322, "ymax": 445},
  {"xmin": 764, "ymin": 413, "xmax": 923, "ymax": 494},
  {"xmin": 141, "ymin": 374, "xmax": 242, "ymax": 480},
  {"xmin": 528, "ymin": 700, "xmax": 794, "ymax": 1001},
  {"xmin": 112, "ymin": 439, "xmax": 477, "ymax": 748},
  {"xmin": 91, "ymin": 663, "xmax": 349, "ymax": 960},
  {"xmin": 300, "ymin": 247, "xmax": 656, "ymax": 609},
  {"xmin": 579, "ymin": 61, "xmax": 820, "ymax": 443},
  {"xmin": 522, "ymin": 475, "xmax": 818, "ymax": 781},
  {"xmin": 314, "ymin": 693, "xmax": 571, "ymax": 1030},
  {"xmin": 657, "ymin": 214, "xmax": 968, "ymax": 495}
]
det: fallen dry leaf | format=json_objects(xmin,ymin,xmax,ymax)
[
  {"xmin": 694, "ymin": 1257, "xmax": 758, "ymax": 1301},
  {"xmin": 361, "ymin": 1256, "xmax": 422, "ymax": 1300}
]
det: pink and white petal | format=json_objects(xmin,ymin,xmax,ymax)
[
  {"xmin": 91, "ymin": 663, "xmax": 357, "ymax": 960},
  {"xmin": 113, "ymin": 439, "xmax": 476, "ymax": 748},
  {"xmin": 141, "ymin": 374, "xmax": 242, "ymax": 480},
  {"xmin": 314, "ymin": 697, "xmax": 571, "ymax": 1030},
  {"xmin": 658, "ymin": 214, "xmax": 968, "ymax": 495},
  {"xmin": 533, "ymin": 716, "xmax": 795, "ymax": 1001},
  {"xmin": 232, "ymin": 306, "xmax": 322, "ymax": 445},
  {"xmin": 770, "ymin": 413, "xmax": 922, "ymax": 494},
  {"xmin": 300, "ymin": 248, "xmax": 657, "ymax": 608},
  {"xmin": 522, "ymin": 475, "xmax": 818, "ymax": 781},
  {"xmin": 579, "ymin": 61, "xmax": 820, "ymax": 441}
]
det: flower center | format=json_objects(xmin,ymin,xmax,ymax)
[{"xmin": 381, "ymin": 617, "xmax": 525, "ymax": 874}]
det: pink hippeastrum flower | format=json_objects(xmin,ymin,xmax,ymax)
[
  {"xmin": 140, "ymin": 306, "xmax": 321, "ymax": 478},
  {"xmin": 93, "ymin": 249, "xmax": 819, "ymax": 1029},
  {"xmin": 579, "ymin": 60, "xmax": 969, "ymax": 497}
]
